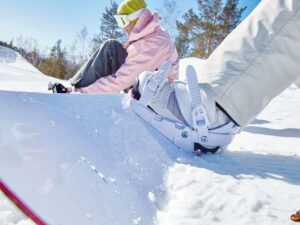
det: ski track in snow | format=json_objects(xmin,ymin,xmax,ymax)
[{"xmin": 0, "ymin": 47, "xmax": 300, "ymax": 225}]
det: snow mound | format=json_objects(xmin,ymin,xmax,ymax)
[
  {"xmin": 0, "ymin": 46, "xmax": 65, "ymax": 93},
  {"xmin": 0, "ymin": 47, "xmax": 40, "ymax": 74}
]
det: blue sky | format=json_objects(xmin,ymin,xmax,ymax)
[{"xmin": 0, "ymin": 0, "xmax": 260, "ymax": 49}]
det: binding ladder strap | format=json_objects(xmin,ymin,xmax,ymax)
[
  {"xmin": 186, "ymin": 65, "xmax": 210, "ymax": 145},
  {"xmin": 186, "ymin": 66, "xmax": 202, "ymax": 109},
  {"xmin": 139, "ymin": 62, "xmax": 172, "ymax": 107}
]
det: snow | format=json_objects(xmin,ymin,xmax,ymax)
[
  {"xmin": 0, "ymin": 46, "xmax": 299, "ymax": 225},
  {"xmin": 0, "ymin": 47, "xmax": 67, "ymax": 93},
  {"xmin": 0, "ymin": 191, "xmax": 35, "ymax": 225}
]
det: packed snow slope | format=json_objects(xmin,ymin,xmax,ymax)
[
  {"xmin": 0, "ymin": 46, "xmax": 299, "ymax": 225},
  {"xmin": 0, "ymin": 47, "xmax": 65, "ymax": 92}
]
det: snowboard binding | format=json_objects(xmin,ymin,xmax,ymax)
[{"xmin": 130, "ymin": 62, "xmax": 240, "ymax": 155}]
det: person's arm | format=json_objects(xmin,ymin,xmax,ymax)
[{"xmin": 76, "ymin": 40, "xmax": 171, "ymax": 93}]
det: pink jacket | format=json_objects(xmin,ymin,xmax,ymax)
[{"xmin": 78, "ymin": 9, "xmax": 179, "ymax": 93}]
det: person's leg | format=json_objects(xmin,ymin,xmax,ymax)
[
  {"xmin": 70, "ymin": 39, "xmax": 128, "ymax": 88},
  {"xmin": 200, "ymin": 0, "xmax": 300, "ymax": 127}
]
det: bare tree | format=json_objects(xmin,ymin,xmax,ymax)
[
  {"xmin": 64, "ymin": 27, "xmax": 92, "ymax": 79},
  {"xmin": 15, "ymin": 36, "xmax": 42, "ymax": 68},
  {"xmin": 159, "ymin": 0, "xmax": 180, "ymax": 41},
  {"xmin": 75, "ymin": 26, "xmax": 90, "ymax": 64}
]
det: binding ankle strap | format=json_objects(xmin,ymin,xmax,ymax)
[{"xmin": 139, "ymin": 62, "xmax": 171, "ymax": 106}]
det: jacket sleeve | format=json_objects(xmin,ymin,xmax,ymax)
[{"xmin": 77, "ymin": 40, "xmax": 172, "ymax": 93}]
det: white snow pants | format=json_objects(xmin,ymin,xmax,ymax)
[{"xmin": 200, "ymin": 0, "xmax": 300, "ymax": 127}]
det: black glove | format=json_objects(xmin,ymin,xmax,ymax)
[
  {"xmin": 48, "ymin": 82, "xmax": 71, "ymax": 94},
  {"xmin": 131, "ymin": 80, "xmax": 141, "ymax": 100}
]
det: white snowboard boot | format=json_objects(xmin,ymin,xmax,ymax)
[{"xmin": 131, "ymin": 62, "xmax": 240, "ymax": 154}]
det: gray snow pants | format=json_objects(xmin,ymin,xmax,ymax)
[{"xmin": 70, "ymin": 39, "xmax": 128, "ymax": 88}]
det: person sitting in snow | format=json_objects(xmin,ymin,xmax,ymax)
[
  {"xmin": 129, "ymin": 0, "xmax": 300, "ymax": 154},
  {"xmin": 50, "ymin": 0, "xmax": 300, "ymax": 155},
  {"xmin": 49, "ymin": 0, "xmax": 179, "ymax": 94}
]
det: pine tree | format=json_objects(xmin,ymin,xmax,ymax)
[
  {"xmin": 176, "ymin": 9, "xmax": 200, "ymax": 58},
  {"xmin": 55, "ymin": 39, "xmax": 67, "ymax": 79},
  {"xmin": 42, "ymin": 39, "xmax": 68, "ymax": 79},
  {"xmin": 218, "ymin": 0, "xmax": 246, "ymax": 42},
  {"xmin": 93, "ymin": 0, "xmax": 125, "ymax": 51},
  {"xmin": 200, "ymin": 0, "xmax": 224, "ymax": 57},
  {"xmin": 176, "ymin": 0, "xmax": 246, "ymax": 59}
]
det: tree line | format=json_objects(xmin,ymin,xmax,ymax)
[{"xmin": 0, "ymin": 0, "xmax": 246, "ymax": 80}]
